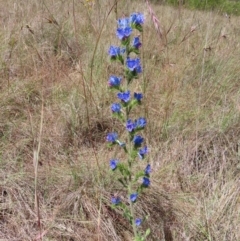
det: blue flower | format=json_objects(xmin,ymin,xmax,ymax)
[
  {"xmin": 111, "ymin": 196, "xmax": 121, "ymax": 205},
  {"xmin": 108, "ymin": 46, "xmax": 125, "ymax": 57},
  {"xmin": 111, "ymin": 103, "xmax": 121, "ymax": 113},
  {"xmin": 134, "ymin": 92, "xmax": 143, "ymax": 101},
  {"xmin": 130, "ymin": 193, "xmax": 138, "ymax": 202},
  {"xmin": 135, "ymin": 117, "xmax": 146, "ymax": 129},
  {"xmin": 108, "ymin": 76, "xmax": 122, "ymax": 87},
  {"xmin": 126, "ymin": 118, "xmax": 146, "ymax": 133},
  {"xmin": 138, "ymin": 146, "xmax": 148, "ymax": 159},
  {"xmin": 126, "ymin": 57, "xmax": 142, "ymax": 73},
  {"xmin": 106, "ymin": 132, "xmax": 118, "ymax": 143},
  {"xmin": 117, "ymin": 90, "xmax": 131, "ymax": 103},
  {"xmin": 145, "ymin": 164, "xmax": 151, "ymax": 175},
  {"xmin": 135, "ymin": 218, "xmax": 142, "ymax": 227},
  {"xmin": 133, "ymin": 135, "xmax": 144, "ymax": 147},
  {"xmin": 132, "ymin": 36, "xmax": 141, "ymax": 49},
  {"xmin": 118, "ymin": 17, "xmax": 130, "ymax": 28},
  {"xmin": 116, "ymin": 17, "xmax": 132, "ymax": 40},
  {"xmin": 116, "ymin": 27, "xmax": 132, "ymax": 40},
  {"xmin": 110, "ymin": 159, "xmax": 119, "ymax": 170},
  {"xmin": 142, "ymin": 177, "xmax": 150, "ymax": 187},
  {"xmin": 130, "ymin": 13, "xmax": 145, "ymax": 26},
  {"xmin": 126, "ymin": 119, "xmax": 136, "ymax": 132}
]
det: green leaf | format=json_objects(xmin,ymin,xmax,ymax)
[
  {"xmin": 112, "ymin": 112, "xmax": 124, "ymax": 121},
  {"xmin": 122, "ymin": 145, "xmax": 128, "ymax": 154},
  {"xmin": 134, "ymin": 171, "xmax": 145, "ymax": 182},
  {"xmin": 121, "ymin": 37, "xmax": 130, "ymax": 46},
  {"xmin": 125, "ymin": 69, "xmax": 135, "ymax": 84},
  {"xmin": 118, "ymin": 55, "xmax": 124, "ymax": 65},
  {"xmin": 110, "ymin": 56, "xmax": 117, "ymax": 61},
  {"xmin": 123, "ymin": 209, "xmax": 132, "ymax": 223},
  {"xmin": 145, "ymin": 228, "xmax": 151, "ymax": 238},
  {"xmin": 107, "ymin": 142, "xmax": 116, "ymax": 148},
  {"xmin": 128, "ymin": 47, "xmax": 140, "ymax": 55},
  {"xmin": 118, "ymin": 163, "xmax": 131, "ymax": 178},
  {"xmin": 134, "ymin": 235, "xmax": 144, "ymax": 241},
  {"xmin": 118, "ymin": 178, "xmax": 127, "ymax": 187},
  {"xmin": 130, "ymin": 149, "xmax": 138, "ymax": 159},
  {"xmin": 135, "ymin": 24, "xmax": 143, "ymax": 32},
  {"xmin": 137, "ymin": 184, "xmax": 144, "ymax": 194},
  {"xmin": 128, "ymin": 99, "xmax": 138, "ymax": 112}
]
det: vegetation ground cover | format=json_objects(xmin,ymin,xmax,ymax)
[
  {"xmin": 0, "ymin": 0, "xmax": 239, "ymax": 240},
  {"xmin": 157, "ymin": 0, "xmax": 240, "ymax": 16}
]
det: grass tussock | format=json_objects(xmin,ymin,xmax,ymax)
[{"xmin": 0, "ymin": 0, "xmax": 239, "ymax": 240}]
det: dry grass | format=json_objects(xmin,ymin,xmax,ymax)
[{"xmin": 0, "ymin": 0, "xmax": 239, "ymax": 240}]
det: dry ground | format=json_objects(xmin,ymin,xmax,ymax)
[{"xmin": 0, "ymin": 0, "xmax": 239, "ymax": 240}]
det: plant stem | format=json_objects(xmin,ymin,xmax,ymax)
[
  {"xmin": 129, "ymin": 182, "xmax": 137, "ymax": 238},
  {"xmin": 127, "ymin": 101, "xmax": 137, "ymax": 238}
]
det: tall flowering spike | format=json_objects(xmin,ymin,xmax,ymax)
[
  {"xmin": 108, "ymin": 76, "xmax": 122, "ymax": 88},
  {"xmin": 138, "ymin": 146, "xmax": 148, "ymax": 159},
  {"xmin": 117, "ymin": 90, "xmax": 131, "ymax": 103},
  {"xmin": 130, "ymin": 193, "xmax": 138, "ymax": 202},
  {"xmin": 111, "ymin": 196, "xmax": 121, "ymax": 205},
  {"xmin": 106, "ymin": 132, "xmax": 118, "ymax": 143},
  {"xmin": 126, "ymin": 57, "xmax": 142, "ymax": 73},
  {"xmin": 107, "ymin": 12, "xmax": 149, "ymax": 239},
  {"xmin": 110, "ymin": 159, "xmax": 119, "ymax": 170},
  {"xmin": 142, "ymin": 177, "xmax": 150, "ymax": 187},
  {"xmin": 111, "ymin": 103, "xmax": 121, "ymax": 113},
  {"xmin": 145, "ymin": 164, "xmax": 151, "ymax": 175}
]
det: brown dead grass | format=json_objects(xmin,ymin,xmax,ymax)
[{"xmin": 0, "ymin": 0, "xmax": 239, "ymax": 240}]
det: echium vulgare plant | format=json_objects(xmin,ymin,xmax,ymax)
[{"xmin": 106, "ymin": 13, "xmax": 151, "ymax": 241}]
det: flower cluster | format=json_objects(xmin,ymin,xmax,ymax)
[{"xmin": 106, "ymin": 13, "xmax": 151, "ymax": 238}]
